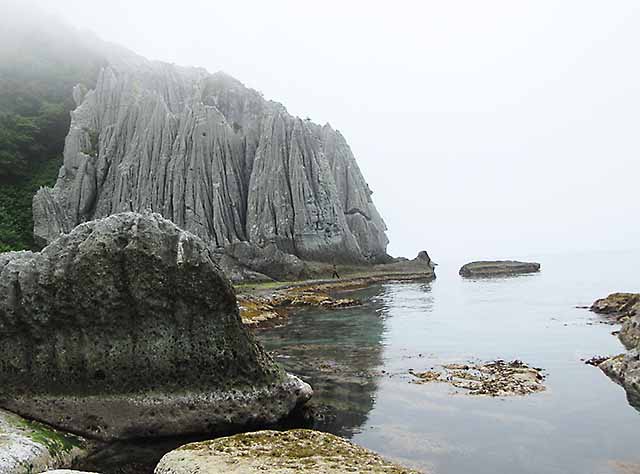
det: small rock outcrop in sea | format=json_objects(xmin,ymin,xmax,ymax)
[
  {"xmin": 33, "ymin": 52, "xmax": 389, "ymax": 280},
  {"xmin": 0, "ymin": 212, "xmax": 311, "ymax": 441},
  {"xmin": 591, "ymin": 293, "xmax": 640, "ymax": 407},
  {"xmin": 154, "ymin": 429, "xmax": 420, "ymax": 474},
  {"xmin": 459, "ymin": 260, "xmax": 540, "ymax": 278},
  {"xmin": 409, "ymin": 360, "xmax": 545, "ymax": 396},
  {"xmin": 0, "ymin": 409, "xmax": 90, "ymax": 474}
]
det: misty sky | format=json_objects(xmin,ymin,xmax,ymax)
[{"xmin": 22, "ymin": 0, "xmax": 640, "ymax": 260}]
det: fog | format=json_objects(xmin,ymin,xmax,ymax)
[{"xmin": 16, "ymin": 0, "xmax": 640, "ymax": 260}]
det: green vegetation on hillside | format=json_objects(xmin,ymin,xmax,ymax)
[{"xmin": 0, "ymin": 16, "xmax": 105, "ymax": 251}]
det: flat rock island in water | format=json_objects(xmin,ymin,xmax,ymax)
[{"xmin": 459, "ymin": 260, "xmax": 541, "ymax": 278}]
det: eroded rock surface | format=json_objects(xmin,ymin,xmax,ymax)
[
  {"xmin": 154, "ymin": 429, "xmax": 421, "ymax": 474},
  {"xmin": 0, "ymin": 212, "xmax": 311, "ymax": 441},
  {"xmin": 33, "ymin": 54, "xmax": 389, "ymax": 278},
  {"xmin": 0, "ymin": 409, "xmax": 90, "ymax": 474},
  {"xmin": 459, "ymin": 260, "xmax": 540, "ymax": 278}
]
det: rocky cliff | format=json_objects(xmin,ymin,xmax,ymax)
[{"xmin": 33, "ymin": 52, "xmax": 388, "ymax": 272}]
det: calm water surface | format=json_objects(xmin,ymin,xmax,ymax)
[{"xmin": 257, "ymin": 250, "xmax": 640, "ymax": 474}]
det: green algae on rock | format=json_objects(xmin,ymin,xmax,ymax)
[
  {"xmin": 0, "ymin": 408, "xmax": 91, "ymax": 474},
  {"xmin": 0, "ymin": 212, "xmax": 311, "ymax": 441},
  {"xmin": 154, "ymin": 429, "xmax": 422, "ymax": 474}
]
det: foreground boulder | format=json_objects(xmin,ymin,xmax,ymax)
[
  {"xmin": 0, "ymin": 212, "xmax": 311, "ymax": 441},
  {"xmin": 155, "ymin": 429, "xmax": 420, "ymax": 474},
  {"xmin": 0, "ymin": 409, "xmax": 90, "ymax": 474},
  {"xmin": 459, "ymin": 260, "xmax": 540, "ymax": 278}
]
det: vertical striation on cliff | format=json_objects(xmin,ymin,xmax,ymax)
[{"xmin": 33, "ymin": 54, "xmax": 389, "ymax": 269}]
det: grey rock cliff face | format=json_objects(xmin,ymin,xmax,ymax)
[
  {"xmin": 33, "ymin": 56, "xmax": 389, "ymax": 268},
  {"xmin": 0, "ymin": 212, "xmax": 311, "ymax": 441}
]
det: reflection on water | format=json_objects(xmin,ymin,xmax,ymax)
[
  {"xmin": 256, "ymin": 251, "xmax": 640, "ymax": 474},
  {"xmin": 258, "ymin": 285, "xmax": 391, "ymax": 436}
]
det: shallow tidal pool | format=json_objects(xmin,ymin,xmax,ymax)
[{"xmin": 256, "ymin": 250, "xmax": 640, "ymax": 474}]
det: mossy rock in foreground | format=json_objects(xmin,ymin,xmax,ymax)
[
  {"xmin": 155, "ymin": 429, "xmax": 422, "ymax": 474},
  {"xmin": 0, "ymin": 408, "xmax": 90, "ymax": 474}
]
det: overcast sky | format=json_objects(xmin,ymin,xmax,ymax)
[{"xmin": 23, "ymin": 0, "xmax": 640, "ymax": 260}]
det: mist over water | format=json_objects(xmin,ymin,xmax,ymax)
[{"xmin": 10, "ymin": 0, "xmax": 640, "ymax": 259}]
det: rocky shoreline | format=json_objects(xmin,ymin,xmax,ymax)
[
  {"xmin": 589, "ymin": 293, "xmax": 640, "ymax": 408},
  {"xmin": 237, "ymin": 266, "xmax": 436, "ymax": 327}
]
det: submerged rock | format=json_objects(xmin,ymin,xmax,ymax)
[
  {"xmin": 0, "ymin": 212, "xmax": 311, "ymax": 441},
  {"xmin": 410, "ymin": 360, "xmax": 546, "ymax": 396},
  {"xmin": 459, "ymin": 260, "xmax": 540, "ymax": 278},
  {"xmin": 154, "ymin": 429, "xmax": 420, "ymax": 474},
  {"xmin": 0, "ymin": 409, "xmax": 90, "ymax": 474}
]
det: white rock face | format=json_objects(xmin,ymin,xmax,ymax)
[{"xmin": 34, "ymin": 55, "xmax": 389, "ymax": 266}]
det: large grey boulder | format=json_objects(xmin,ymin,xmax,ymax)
[
  {"xmin": 33, "ymin": 57, "xmax": 389, "ymax": 275},
  {"xmin": 459, "ymin": 260, "xmax": 540, "ymax": 278},
  {"xmin": 155, "ymin": 429, "xmax": 420, "ymax": 474},
  {"xmin": 0, "ymin": 212, "xmax": 311, "ymax": 441}
]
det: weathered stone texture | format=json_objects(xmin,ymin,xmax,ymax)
[
  {"xmin": 34, "ymin": 59, "xmax": 388, "ymax": 267},
  {"xmin": 0, "ymin": 212, "xmax": 311, "ymax": 441}
]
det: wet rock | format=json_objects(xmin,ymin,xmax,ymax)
[
  {"xmin": 459, "ymin": 261, "xmax": 540, "ymax": 278},
  {"xmin": 154, "ymin": 429, "xmax": 421, "ymax": 474},
  {"xmin": 410, "ymin": 360, "xmax": 545, "ymax": 396},
  {"xmin": 0, "ymin": 212, "xmax": 311, "ymax": 441},
  {"xmin": 0, "ymin": 409, "xmax": 90, "ymax": 474}
]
